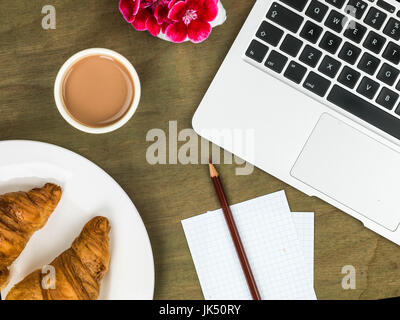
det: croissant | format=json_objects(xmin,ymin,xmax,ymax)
[
  {"xmin": 0, "ymin": 183, "xmax": 62, "ymax": 289},
  {"xmin": 6, "ymin": 216, "xmax": 111, "ymax": 300}
]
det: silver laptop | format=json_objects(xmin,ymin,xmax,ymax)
[{"xmin": 193, "ymin": 0, "xmax": 400, "ymax": 244}]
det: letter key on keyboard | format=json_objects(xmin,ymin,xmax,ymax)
[{"xmin": 357, "ymin": 77, "xmax": 380, "ymax": 99}]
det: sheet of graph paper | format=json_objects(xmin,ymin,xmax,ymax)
[
  {"xmin": 292, "ymin": 212, "xmax": 314, "ymax": 284},
  {"xmin": 182, "ymin": 191, "xmax": 316, "ymax": 300}
]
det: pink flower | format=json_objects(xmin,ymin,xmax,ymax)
[
  {"xmin": 119, "ymin": 0, "xmax": 141, "ymax": 23},
  {"xmin": 166, "ymin": 0, "xmax": 218, "ymax": 43},
  {"xmin": 120, "ymin": 0, "xmax": 174, "ymax": 36},
  {"xmin": 147, "ymin": 2, "xmax": 171, "ymax": 35},
  {"xmin": 119, "ymin": 0, "xmax": 219, "ymax": 43}
]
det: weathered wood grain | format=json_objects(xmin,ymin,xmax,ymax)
[{"xmin": 1, "ymin": 0, "xmax": 400, "ymax": 299}]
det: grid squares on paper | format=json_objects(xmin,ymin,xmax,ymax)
[
  {"xmin": 182, "ymin": 191, "xmax": 316, "ymax": 300},
  {"xmin": 292, "ymin": 212, "xmax": 314, "ymax": 285}
]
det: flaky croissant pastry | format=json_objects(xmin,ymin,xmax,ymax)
[
  {"xmin": 0, "ymin": 183, "xmax": 62, "ymax": 289},
  {"xmin": 6, "ymin": 216, "xmax": 111, "ymax": 300}
]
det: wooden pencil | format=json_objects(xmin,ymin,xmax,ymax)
[{"xmin": 208, "ymin": 162, "xmax": 261, "ymax": 300}]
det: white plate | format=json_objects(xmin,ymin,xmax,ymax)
[{"xmin": 0, "ymin": 140, "xmax": 154, "ymax": 300}]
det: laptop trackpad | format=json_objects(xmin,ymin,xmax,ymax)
[{"xmin": 291, "ymin": 113, "xmax": 400, "ymax": 232}]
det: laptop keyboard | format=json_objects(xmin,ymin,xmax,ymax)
[{"xmin": 244, "ymin": 0, "xmax": 400, "ymax": 140}]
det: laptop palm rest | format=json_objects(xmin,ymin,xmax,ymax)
[{"xmin": 291, "ymin": 113, "xmax": 400, "ymax": 232}]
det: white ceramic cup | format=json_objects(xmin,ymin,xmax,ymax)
[{"xmin": 54, "ymin": 48, "xmax": 141, "ymax": 134}]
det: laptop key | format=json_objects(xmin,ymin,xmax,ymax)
[
  {"xmin": 319, "ymin": 31, "xmax": 342, "ymax": 54},
  {"xmin": 344, "ymin": 0, "xmax": 368, "ymax": 20},
  {"xmin": 327, "ymin": 85, "xmax": 400, "ymax": 140},
  {"xmin": 344, "ymin": 21, "xmax": 367, "ymax": 43},
  {"xmin": 357, "ymin": 52, "xmax": 380, "ymax": 75},
  {"xmin": 376, "ymin": 87, "xmax": 399, "ymax": 110},
  {"xmin": 338, "ymin": 66, "xmax": 361, "ymax": 89},
  {"xmin": 299, "ymin": 45, "xmax": 323, "ymax": 67},
  {"xmin": 377, "ymin": 63, "xmax": 399, "ymax": 86},
  {"xmin": 383, "ymin": 18, "xmax": 400, "ymax": 41},
  {"xmin": 245, "ymin": 40, "xmax": 269, "ymax": 63},
  {"xmin": 306, "ymin": 0, "xmax": 329, "ymax": 22},
  {"xmin": 280, "ymin": 34, "xmax": 303, "ymax": 57},
  {"xmin": 364, "ymin": 7, "xmax": 387, "ymax": 30},
  {"xmin": 284, "ymin": 61, "xmax": 308, "ymax": 83},
  {"xmin": 319, "ymin": 55, "xmax": 342, "ymax": 78},
  {"xmin": 363, "ymin": 31, "xmax": 386, "ymax": 54},
  {"xmin": 325, "ymin": 10, "xmax": 348, "ymax": 33},
  {"xmin": 382, "ymin": 42, "xmax": 400, "ymax": 65},
  {"xmin": 338, "ymin": 42, "xmax": 362, "ymax": 65},
  {"xmin": 300, "ymin": 21, "xmax": 323, "ymax": 43},
  {"xmin": 303, "ymin": 71, "xmax": 331, "ymax": 96},
  {"xmin": 357, "ymin": 76, "xmax": 380, "ymax": 99},
  {"xmin": 325, "ymin": 0, "xmax": 346, "ymax": 9},
  {"xmin": 265, "ymin": 50, "xmax": 288, "ymax": 73},
  {"xmin": 279, "ymin": 0, "xmax": 309, "ymax": 11},
  {"xmin": 377, "ymin": 0, "xmax": 396, "ymax": 14},
  {"xmin": 256, "ymin": 21, "xmax": 284, "ymax": 46},
  {"xmin": 266, "ymin": 3, "xmax": 304, "ymax": 33}
]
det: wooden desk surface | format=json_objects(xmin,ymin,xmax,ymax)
[{"xmin": 2, "ymin": 0, "xmax": 400, "ymax": 300}]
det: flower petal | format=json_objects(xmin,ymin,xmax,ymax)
[
  {"xmin": 165, "ymin": 21, "xmax": 188, "ymax": 43},
  {"xmin": 187, "ymin": 19, "xmax": 211, "ymax": 43},
  {"xmin": 161, "ymin": 21, "xmax": 169, "ymax": 33},
  {"xmin": 146, "ymin": 16, "xmax": 161, "ymax": 35},
  {"xmin": 132, "ymin": 8, "xmax": 151, "ymax": 31},
  {"xmin": 168, "ymin": 1, "xmax": 187, "ymax": 21},
  {"xmin": 197, "ymin": 0, "xmax": 218, "ymax": 22},
  {"xmin": 119, "ymin": 0, "xmax": 141, "ymax": 23},
  {"xmin": 186, "ymin": 0, "xmax": 204, "ymax": 11},
  {"xmin": 154, "ymin": 4, "xmax": 169, "ymax": 24},
  {"xmin": 168, "ymin": 0, "xmax": 180, "ymax": 9}
]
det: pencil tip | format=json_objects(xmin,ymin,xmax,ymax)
[{"xmin": 208, "ymin": 161, "xmax": 218, "ymax": 178}]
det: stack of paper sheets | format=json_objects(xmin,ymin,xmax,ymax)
[{"xmin": 182, "ymin": 191, "xmax": 316, "ymax": 300}]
